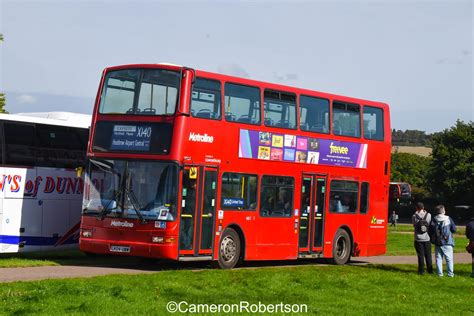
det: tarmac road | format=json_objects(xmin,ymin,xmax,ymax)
[{"xmin": 0, "ymin": 253, "xmax": 472, "ymax": 283}]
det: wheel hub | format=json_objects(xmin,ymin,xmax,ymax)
[{"xmin": 220, "ymin": 236, "xmax": 236, "ymax": 262}]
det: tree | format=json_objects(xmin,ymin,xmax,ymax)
[
  {"xmin": 429, "ymin": 120, "xmax": 474, "ymax": 207},
  {"xmin": 0, "ymin": 33, "xmax": 6, "ymax": 113},
  {"xmin": 391, "ymin": 152, "xmax": 431, "ymax": 200}
]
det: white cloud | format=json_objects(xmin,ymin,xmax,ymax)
[{"xmin": 17, "ymin": 94, "xmax": 37, "ymax": 104}]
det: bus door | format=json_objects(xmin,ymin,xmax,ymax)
[
  {"xmin": 299, "ymin": 174, "xmax": 327, "ymax": 254},
  {"xmin": 179, "ymin": 166, "xmax": 217, "ymax": 258}
]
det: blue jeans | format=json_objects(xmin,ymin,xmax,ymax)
[{"xmin": 435, "ymin": 245, "xmax": 454, "ymax": 277}]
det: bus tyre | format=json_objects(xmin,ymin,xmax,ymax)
[
  {"xmin": 218, "ymin": 228, "xmax": 241, "ymax": 269},
  {"xmin": 331, "ymin": 229, "xmax": 351, "ymax": 265}
]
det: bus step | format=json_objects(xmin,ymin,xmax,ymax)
[
  {"xmin": 178, "ymin": 256, "xmax": 213, "ymax": 262},
  {"xmin": 298, "ymin": 253, "xmax": 323, "ymax": 259}
]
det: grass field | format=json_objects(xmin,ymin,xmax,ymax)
[
  {"xmin": 389, "ymin": 223, "xmax": 466, "ymax": 236},
  {"xmin": 0, "ymin": 264, "xmax": 473, "ymax": 315},
  {"xmin": 391, "ymin": 145, "xmax": 432, "ymax": 157},
  {"xmin": 386, "ymin": 224, "xmax": 468, "ymax": 256}
]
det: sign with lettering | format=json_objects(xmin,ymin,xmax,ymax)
[
  {"xmin": 239, "ymin": 129, "xmax": 367, "ymax": 168},
  {"xmin": 110, "ymin": 125, "xmax": 152, "ymax": 151}
]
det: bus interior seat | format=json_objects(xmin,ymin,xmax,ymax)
[
  {"xmin": 276, "ymin": 120, "xmax": 290, "ymax": 128},
  {"xmin": 311, "ymin": 124, "xmax": 326, "ymax": 133},
  {"xmin": 264, "ymin": 118, "xmax": 274, "ymax": 126},
  {"xmin": 196, "ymin": 109, "xmax": 215, "ymax": 119},
  {"xmin": 141, "ymin": 108, "xmax": 156, "ymax": 115},
  {"xmin": 300, "ymin": 123, "xmax": 309, "ymax": 130},
  {"xmin": 225, "ymin": 112, "xmax": 236, "ymax": 122},
  {"xmin": 238, "ymin": 115, "xmax": 252, "ymax": 123},
  {"xmin": 126, "ymin": 108, "xmax": 140, "ymax": 114}
]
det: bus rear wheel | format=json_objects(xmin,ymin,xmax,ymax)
[
  {"xmin": 331, "ymin": 229, "xmax": 351, "ymax": 265},
  {"xmin": 218, "ymin": 228, "xmax": 241, "ymax": 269}
]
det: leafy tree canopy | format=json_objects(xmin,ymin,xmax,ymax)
[{"xmin": 429, "ymin": 120, "xmax": 474, "ymax": 207}]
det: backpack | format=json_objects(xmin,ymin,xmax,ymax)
[
  {"xmin": 430, "ymin": 220, "xmax": 450, "ymax": 246},
  {"xmin": 415, "ymin": 212, "xmax": 429, "ymax": 234}
]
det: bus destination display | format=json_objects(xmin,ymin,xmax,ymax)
[{"xmin": 111, "ymin": 125, "xmax": 152, "ymax": 151}]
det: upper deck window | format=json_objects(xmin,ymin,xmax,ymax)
[
  {"xmin": 191, "ymin": 78, "xmax": 222, "ymax": 120},
  {"xmin": 224, "ymin": 83, "xmax": 261, "ymax": 125},
  {"xmin": 299, "ymin": 95, "xmax": 330, "ymax": 133},
  {"xmin": 332, "ymin": 102, "xmax": 361, "ymax": 137},
  {"xmin": 363, "ymin": 106, "xmax": 384, "ymax": 141},
  {"xmin": 99, "ymin": 69, "xmax": 180, "ymax": 115},
  {"xmin": 264, "ymin": 90, "xmax": 296, "ymax": 129}
]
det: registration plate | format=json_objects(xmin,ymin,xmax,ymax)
[{"xmin": 110, "ymin": 245, "xmax": 131, "ymax": 253}]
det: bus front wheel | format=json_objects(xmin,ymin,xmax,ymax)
[
  {"xmin": 218, "ymin": 228, "xmax": 241, "ymax": 269},
  {"xmin": 331, "ymin": 229, "xmax": 351, "ymax": 265}
]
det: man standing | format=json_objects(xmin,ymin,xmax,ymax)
[
  {"xmin": 465, "ymin": 214, "xmax": 474, "ymax": 278},
  {"xmin": 412, "ymin": 202, "xmax": 433, "ymax": 274},
  {"xmin": 430, "ymin": 205, "xmax": 457, "ymax": 277}
]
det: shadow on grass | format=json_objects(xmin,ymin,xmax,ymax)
[{"xmin": 0, "ymin": 250, "xmax": 335, "ymax": 272}]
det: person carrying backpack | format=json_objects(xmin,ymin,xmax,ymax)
[
  {"xmin": 412, "ymin": 202, "xmax": 433, "ymax": 274},
  {"xmin": 429, "ymin": 205, "xmax": 457, "ymax": 277}
]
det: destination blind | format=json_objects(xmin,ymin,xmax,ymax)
[{"xmin": 92, "ymin": 121, "xmax": 172, "ymax": 154}]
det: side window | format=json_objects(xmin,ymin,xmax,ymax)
[
  {"xmin": 329, "ymin": 180, "xmax": 358, "ymax": 213},
  {"xmin": 264, "ymin": 90, "xmax": 296, "ymax": 129},
  {"xmin": 299, "ymin": 95, "xmax": 330, "ymax": 133},
  {"xmin": 191, "ymin": 78, "xmax": 222, "ymax": 120},
  {"xmin": 36, "ymin": 124, "xmax": 87, "ymax": 168},
  {"xmin": 260, "ymin": 176, "xmax": 294, "ymax": 217},
  {"xmin": 224, "ymin": 83, "xmax": 261, "ymax": 124},
  {"xmin": 221, "ymin": 173, "xmax": 258, "ymax": 210},
  {"xmin": 360, "ymin": 182, "xmax": 369, "ymax": 214},
  {"xmin": 363, "ymin": 106, "xmax": 384, "ymax": 141},
  {"xmin": 332, "ymin": 102, "xmax": 361, "ymax": 137},
  {"xmin": 4, "ymin": 122, "xmax": 37, "ymax": 167}
]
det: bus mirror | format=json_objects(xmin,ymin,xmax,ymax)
[
  {"xmin": 179, "ymin": 68, "xmax": 195, "ymax": 116},
  {"xmin": 75, "ymin": 167, "xmax": 84, "ymax": 178}
]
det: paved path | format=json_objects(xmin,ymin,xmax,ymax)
[{"xmin": 0, "ymin": 253, "xmax": 472, "ymax": 283}]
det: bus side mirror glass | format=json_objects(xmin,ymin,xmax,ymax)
[{"xmin": 76, "ymin": 166, "xmax": 84, "ymax": 178}]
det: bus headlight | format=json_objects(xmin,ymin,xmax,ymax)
[
  {"xmin": 152, "ymin": 236, "xmax": 164, "ymax": 243},
  {"xmin": 82, "ymin": 230, "xmax": 93, "ymax": 238},
  {"xmin": 152, "ymin": 236, "xmax": 175, "ymax": 243}
]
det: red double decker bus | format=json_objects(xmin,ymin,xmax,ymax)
[{"xmin": 80, "ymin": 63, "xmax": 391, "ymax": 268}]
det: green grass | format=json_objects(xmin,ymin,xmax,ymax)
[
  {"xmin": 389, "ymin": 223, "xmax": 466, "ymax": 236},
  {"xmin": 0, "ymin": 264, "xmax": 473, "ymax": 315},
  {"xmin": 386, "ymin": 231, "xmax": 468, "ymax": 256}
]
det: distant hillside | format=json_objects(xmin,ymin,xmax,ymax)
[
  {"xmin": 391, "ymin": 129, "xmax": 432, "ymax": 146},
  {"xmin": 391, "ymin": 146, "xmax": 431, "ymax": 157}
]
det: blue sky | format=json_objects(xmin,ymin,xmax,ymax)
[{"xmin": 0, "ymin": 0, "xmax": 472, "ymax": 133}]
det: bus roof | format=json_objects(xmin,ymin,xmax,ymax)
[
  {"xmin": 103, "ymin": 63, "xmax": 389, "ymax": 108},
  {"xmin": 0, "ymin": 112, "xmax": 91, "ymax": 129}
]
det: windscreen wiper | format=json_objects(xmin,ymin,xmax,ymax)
[
  {"xmin": 127, "ymin": 189, "xmax": 147, "ymax": 224},
  {"xmin": 97, "ymin": 188, "xmax": 121, "ymax": 221}
]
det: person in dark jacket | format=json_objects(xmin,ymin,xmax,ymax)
[{"xmin": 466, "ymin": 215, "xmax": 474, "ymax": 278}]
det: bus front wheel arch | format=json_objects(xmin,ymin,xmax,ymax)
[
  {"xmin": 218, "ymin": 227, "xmax": 241, "ymax": 269},
  {"xmin": 331, "ymin": 228, "xmax": 352, "ymax": 265}
]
